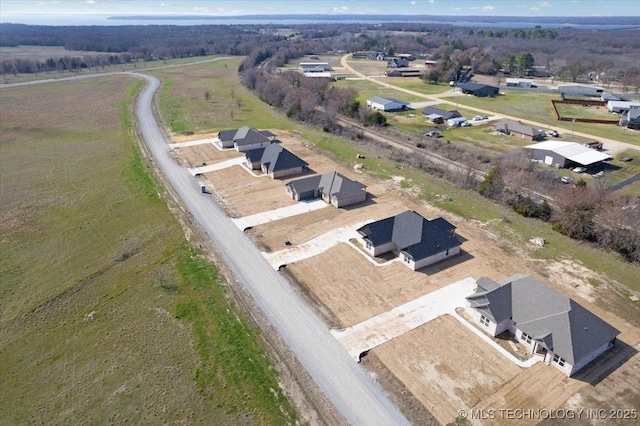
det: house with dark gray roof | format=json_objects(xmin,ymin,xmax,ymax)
[
  {"xmin": 244, "ymin": 144, "xmax": 308, "ymax": 179},
  {"xmin": 357, "ymin": 210, "xmax": 461, "ymax": 270},
  {"xmin": 493, "ymin": 119, "xmax": 545, "ymax": 141},
  {"xmin": 620, "ymin": 109, "xmax": 640, "ymax": 130},
  {"xmin": 421, "ymin": 106, "xmax": 463, "ymax": 123},
  {"xmin": 466, "ymin": 274, "xmax": 620, "ymax": 376},
  {"xmin": 285, "ymin": 171, "xmax": 367, "ymax": 208},
  {"xmin": 217, "ymin": 126, "xmax": 275, "ymax": 151},
  {"xmin": 457, "ymin": 82, "xmax": 499, "ymax": 97}
]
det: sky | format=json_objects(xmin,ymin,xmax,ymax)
[{"xmin": 1, "ymin": 0, "xmax": 639, "ymax": 21}]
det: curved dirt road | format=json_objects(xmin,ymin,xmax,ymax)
[{"xmin": 133, "ymin": 73, "xmax": 411, "ymax": 426}]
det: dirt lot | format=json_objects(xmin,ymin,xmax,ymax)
[{"xmin": 178, "ymin": 129, "xmax": 640, "ymax": 426}]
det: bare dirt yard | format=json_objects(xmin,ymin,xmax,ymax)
[{"xmin": 179, "ymin": 128, "xmax": 640, "ymax": 426}]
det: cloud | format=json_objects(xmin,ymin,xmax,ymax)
[
  {"xmin": 331, "ymin": 6, "xmax": 350, "ymax": 12},
  {"xmin": 428, "ymin": 0, "xmax": 435, "ymax": 3},
  {"xmin": 410, "ymin": 1, "xmax": 416, "ymax": 5},
  {"xmin": 482, "ymin": 5, "xmax": 495, "ymax": 11},
  {"xmin": 160, "ymin": 2, "xmax": 171, "ymax": 7},
  {"xmin": 85, "ymin": 0, "xmax": 96, "ymax": 4},
  {"xmin": 540, "ymin": 1, "xmax": 552, "ymax": 7}
]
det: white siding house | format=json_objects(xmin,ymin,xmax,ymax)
[{"xmin": 466, "ymin": 275, "xmax": 619, "ymax": 376}]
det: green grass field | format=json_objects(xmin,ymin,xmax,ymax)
[
  {"xmin": 450, "ymin": 90, "xmax": 639, "ymax": 145},
  {"xmin": 554, "ymin": 102, "xmax": 616, "ymax": 120},
  {"xmin": 0, "ymin": 73, "xmax": 296, "ymax": 424}
]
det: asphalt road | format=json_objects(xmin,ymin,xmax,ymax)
[{"xmin": 133, "ymin": 73, "xmax": 411, "ymax": 426}]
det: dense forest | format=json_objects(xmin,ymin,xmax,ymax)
[{"xmin": 1, "ymin": 22, "xmax": 639, "ymax": 86}]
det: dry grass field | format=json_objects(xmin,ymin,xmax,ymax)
[{"xmin": 0, "ymin": 75, "xmax": 296, "ymax": 425}]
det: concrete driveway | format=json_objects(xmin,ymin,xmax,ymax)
[
  {"xmin": 332, "ymin": 276, "xmax": 540, "ymax": 369},
  {"xmin": 332, "ymin": 277, "xmax": 477, "ymax": 361},
  {"xmin": 232, "ymin": 199, "xmax": 329, "ymax": 231},
  {"xmin": 169, "ymin": 137, "xmax": 218, "ymax": 148},
  {"xmin": 187, "ymin": 156, "xmax": 246, "ymax": 176},
  {"xmin": 262, "ymin": 220, "xmax": 373, "ymax": 269}
]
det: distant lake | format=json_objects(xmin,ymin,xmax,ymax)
[{"xmin": 1, "ymin": 14, "xmax": 639, "ymax": 30}]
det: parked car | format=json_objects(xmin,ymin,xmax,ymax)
[
  {"xmin": 473, "ymin": 115, "xmax": 488, "ymax": 121},
  {"xmin": 549, "ymin": 130, "xmax": 559, "ymax": 137},
  {"xmin": 593, "ymin": 171, "xmax": 604, "ymax": 178},
  {"xmin": 560, "ymin": 176, "xmax": 573, "ymax": 184},
  {"xmin": 620, "ymin": 156, "xmax": 633, "ymax": 162},
  {"xmin": 425, "ymin": 130, "xmax": 442, "ymax": 138},
  {"xmin": 460, "ymin": 121, "xmax": 472, "ymax": 127},
  {"xmin": 572, "ymin": 167, "xmax": 588, "ymax": 173}
]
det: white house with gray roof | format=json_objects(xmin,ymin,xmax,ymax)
[
  {"xmin": 217, "ymin": 126, "xmax": 275, "ymax": 152},
  {"xmin": 357, "ymin": 210, "xmax": 461, "ymax": 270},
  {"xmin": 493, "ymin": 119, "xmax": 545, "ymax": 141},
  {"xmin": 466, "ymin": 275, "xmax": 619, "ymax": 376},
  {"xmin": 285, "ymin": 171, "xmax": 367, "ymax": 208},
  {"xmin": 244, "ymin": 144, "xmax": 308, "ymax": 179}
]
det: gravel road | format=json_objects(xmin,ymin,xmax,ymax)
[{"xmin": 133, "ymin": 72, "xmax": 412, "ymax": 426}]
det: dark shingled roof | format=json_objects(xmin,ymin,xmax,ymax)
[
  {"xmin": 246, "ymin": 144, "xmax": 307, "ymax": 174},
  {"xmin": 421, "ymin": 106, "xmax": 462, "ymax": 120},
  {"xmin": 286, "ymin": 171, "xmax": 366, "ymax": 201},
  {"xmin": 357, "ymin": 210, "xmax": 460, "ymax": 261},
  {"xmin": 493, "ymin": 119, "xmax": 543, "ymax": 138},
  {"xmin": 218, "ymin": 126, "xmax": 274, "ymax": 146},
  {"xmin": 466, "ymin": 275, "xmax": 620, "ymax": 366}
]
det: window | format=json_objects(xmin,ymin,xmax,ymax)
[
  {"xmin": 521, "ymin": 333, "xmax": 532, "ymax": 344},
  {"xmin": 480, "ymin": 315, "xmax": 490, "ymax": 327},
  {"xmin": 445, "ymin": 249, "xmax": 449, "ymax": 256},
  {"xmin": 404, "ymin": 255, "xmax": 410, "ymax": 263},
  {"xmin": 553, "ymin": 354, "xmax": 565, "ymax": 367}
]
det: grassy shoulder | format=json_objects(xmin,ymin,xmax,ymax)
[{"xmin": 0, "ymin": 75, "xmax": 296, "ymax": 424}]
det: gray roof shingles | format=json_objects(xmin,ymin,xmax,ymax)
[
  {"xmin": 246, "ymin": 144, "xmax": 307, "ymax": 174},
  {"xmin": 287, "ymin": 171, "xmax": 366, "ymax": 201},
  {"xmin": 466, "ymin": 275, "xmax": 620, "ymax": 365},
  {"xmin": 357, "ymin": 210, "xmax": 460, "ymax": 261}
]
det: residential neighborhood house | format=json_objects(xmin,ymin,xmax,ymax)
[
  {"xmin": 466, "ymin": 274, "xmax": 620, "ymax": 376},
  {"xmin": 366, "ymin": 96, "xmax": 410, "ymax": 112},
  {"xmin": 244, "ymin": 143, "xmax": 308, "ymax": 179},
  {"xmin": 524, "ymin": 141, "xmax": 612, "ymax": 168},
  {"xmin": 367, "ymin": 51, "xmax": 386, "ymax": 61},
  {"xmin": 607, "ymin": 101, "xmax": 640, "ymax": 114},
  {"xmin": 285, "ymin": 171, "xmax": 367, "ymax": 208},
  {"xmin": 505, "ymin": 78, "xmax": 534, "ymax": 88},
  {"xmin": 494, "ymin": 119, "xmax": 545, "ymax": 141},
  {"xmin": 387, "ymin": 58, "xmax": 410, "ymax": 68},
  {"xmin": 557, "ymin": 83, "xmax": 604, "ymax": 97},
  {"xmin": 217, "ymin": 126, "xmax": 275, "ymax": 151},
  {"xmin": 356, "ymin": 210, "xmax": 461, "ymax": 270},
  {"xmin": 422, "ymin": 106, "xmax": 463, "ymax": 124},
  {"xmin": 619, "ymin": 109, "xmax": 640, "ymax": 130},
  {"xmin": 457, "ymin": 82, "xmax": 500, "ymax": 97}
]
